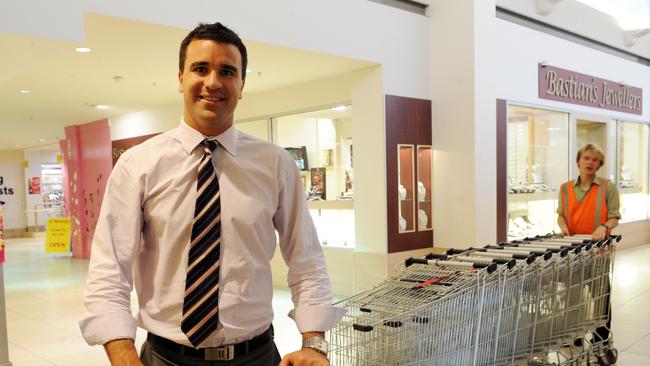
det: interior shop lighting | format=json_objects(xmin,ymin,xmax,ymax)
[
  {"xmin": 19, "ymin": 89, "xmax": 31, "ymax": 94},
  {"xmin": 94, "ymin": 104, "xmax": 110, "ymax": 110},
  {"xmin": 75, "ymin": 47, "xmax": 92, "ymax": 53},
  {"xmin": 39, "ymin": 139, "xmax": 45, "ymax": 143},
  {"xmin": 246, "ymin": 68, "xmax": 252, "ymax": 73},
  {"xmin": 332, "ymin": 105, "xmax": 347, "ymax": 111}
]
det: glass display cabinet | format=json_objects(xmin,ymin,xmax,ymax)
[
  {"xmin": 506, "ymin": 105, "xmax": 569, "ymax": 239},
  {"xmin": 417, "ymin": 145, "xmax": 432, "ymax": 231},
  {"xmin": 618, "ymin": 121, "xmax": 649, "ymax": 222},
  {"xmin": 397, "ymin": 144, "xmax": 415, "ymax": 233}
]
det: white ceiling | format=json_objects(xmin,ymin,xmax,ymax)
[{"xmin": 0, "ymin": 14, "xmax": 374, "ymax": 150}]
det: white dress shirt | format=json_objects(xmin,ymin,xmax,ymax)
[{"xmin": 79, "ymin": 121, "xmax": 345, "ymax": 347}]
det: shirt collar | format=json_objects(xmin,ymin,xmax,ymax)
[
  {"xmin": 176, "ymin": 119, "xmax": 238, "ymax": 157},
  {"xmin": 574, "ymin": 176, "xmax": 601, "ymax": 187}
]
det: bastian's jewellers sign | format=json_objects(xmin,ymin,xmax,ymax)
[{"xmin": 538, "ymin": 63, "xmax": 643, "ymax": 115}]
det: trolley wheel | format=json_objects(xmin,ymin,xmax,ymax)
[
  {"xmin": 604, "ymin": 348, "xmax": 618, "ymax": 364},
  {"xmin": 596, "ymin": 348, "xmax": 617, "ymax": 366},
  {"xmin": 596, "ymin": 354, "xmax": 610, "ymax": 366}
]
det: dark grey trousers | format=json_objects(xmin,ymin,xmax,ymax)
[{"xmin": 140, "ymin": 339, "xmax": 281, "ymax": 366}]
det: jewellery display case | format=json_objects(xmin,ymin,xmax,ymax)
[
  {"xmin": 618, "ymin": 121, "xmax": 649, "ymax": 222},
  {"xmin": 385, "ymin": 95, "xmax": 432, "ymax": 252},
  {"xmin": 506, "ymin": 105, "xmax": 569, "ymax": 240},
  {"xmin": 417, "ymin": 145, "xmax": 432, "ymax": 231},
  {"xmin": 397, "ymin": 144, "xmax": 415, "ymax": 233}
]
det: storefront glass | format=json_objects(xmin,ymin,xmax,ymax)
[
  {"xmin": 269, "ymin": 105, "xmax": 355, "ymax": 247},
  {"xmin": 618, "ymin": 121, "xmax": 649, "ymax": 222},
  {"xmin": 507, "ymin": 105, "xmax": 569, "ymax": 239}
]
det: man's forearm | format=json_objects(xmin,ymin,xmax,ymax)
[{"xmin": 104, "ymin": 338, "xmax": 142, "ymax": 366}]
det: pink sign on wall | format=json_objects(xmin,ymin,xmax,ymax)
[
  {"xmin": 0, "ymin": 206, "xmax": 5, "ymax": 264},
  {"xmin": 61, "ymin": 119, "xmax": 112, "ymax": 259},
  {"xmin": 538, "ymin": 63, "xmax": 643, "ymax": 115}
]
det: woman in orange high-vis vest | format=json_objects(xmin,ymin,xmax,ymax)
[
  {"xmin": 557, "ymin": 144, "xmax": 621, "ymax": 240},
  {"xmin": 556, "ymin": 144, "xmax": 620, "ymax": 346}
]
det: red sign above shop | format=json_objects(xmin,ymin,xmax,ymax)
[{"xmin": 538, "ymin": 63, "xmax": 643, "ymax": 115}]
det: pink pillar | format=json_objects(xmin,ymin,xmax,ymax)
[{"xmin": 61, "ymin": 119, "xmax": 112, "ymax": 259}]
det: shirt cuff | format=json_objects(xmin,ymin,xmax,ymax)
[
  {"xmin": 288, "ymin": 305, "xmax": 346, "ymax": 333},
  {"xmin": 607, "ymin": 212, "xmax": 621, "ymax": 220},
  {"xmin": 79, "ymin": 310, "xmax": 137, "ymax": 345}
]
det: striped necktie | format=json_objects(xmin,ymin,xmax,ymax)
[{"xmin": 182, "ymin": 139, "xmax": 221, "ymax": 347}]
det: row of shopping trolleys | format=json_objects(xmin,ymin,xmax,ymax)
[{"xmin": 327, "ymin": 234, "xmax": 621, "ymax": 366}]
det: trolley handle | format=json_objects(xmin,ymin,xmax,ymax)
[
  {"xmin": 404, "ymin": 257, "xmax": 429, "ymax": 267},
  {"xmin": 523, "ymin": 254, "xmax": 537, "ymax": 264},
  {"xmin": 352, "ymin": 323, "xmax": 373, "ymax": 332},
  {"xmin": 472, "ymin": 262, "xmax": 498, "ymax": 273},
  {"xmin": 425, "ymin": 253, "xmax": 448, "ymax": 260},
  {"xmin": 491, "ymin": 258, "xmax": 517, "ymax": 269},
  {"xmin": 523, "ymin": 245, "xmax": 563, "ymax": 254},
  {"xmin": 446, "ymin": 248, "xmax": 469, "ymax": 255},
  {"xmin": 405, "ymin": 257, "xmax": 497, "ymax": 273}
]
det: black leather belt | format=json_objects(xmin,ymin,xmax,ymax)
[{"xmin": 147, "ymin": 327, "xmax": 273, "ymax": 361}]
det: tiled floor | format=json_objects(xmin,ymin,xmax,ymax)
[{"xmin": 0, "ymin": 236, "xmax": 648, "ymax": 365}]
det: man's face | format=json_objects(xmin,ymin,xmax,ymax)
[
  {"xmin": 578, "ymin": 150, "xmax": 602, "ymax": 176},
  {"xmin": 178, "ymin": 39, "xmax": 245, "ymax": 136}
]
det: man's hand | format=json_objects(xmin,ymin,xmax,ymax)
[
  {"xmin": 104, "ymin": 338, "xmax": 143, "ymax": 366},
  {"xmin": 592, "ymin": 225, "xmax": 607, "ymax": 241},
  {"xmin": 280, "ymin": 348, "xmax": 329, "ymax": 366}
]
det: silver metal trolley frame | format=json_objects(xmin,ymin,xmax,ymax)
[{"xmin": 327, "ymin": 234, "xmax": 620, "ymax": 366}]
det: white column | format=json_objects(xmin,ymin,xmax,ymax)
[{"xmin": 429, "ymin": 1, "xmax": 478, "ymax": 248}]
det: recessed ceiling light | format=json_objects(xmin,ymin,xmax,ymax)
[
  {"xmin": 39, "ymin": 138, "xmax": 45, "ymax": 143},
  {"xmin": 94, "ymin": 104, "xmax": 110, "ymax": 110},
  {"xmin": 332, "ymin": 106, "xmax": 347, "ymax": 111},
  {"xmin": 246, "ymin": 68, "xmax": 252, "ymax": 73},
  {"xmin": 19, "ymin": 89, "xmax": 32, "ymax": 94},
  {"xmin": 75, "ymin": 47, "xmax": 92, "ymax": 53}
]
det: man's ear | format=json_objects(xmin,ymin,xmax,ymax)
[
  {"xmin": 178, "ymin": 71, "xmax": 184, "ymax": 93},
  {"xmin": 239, "ymin": 78, "xmax": 245, "ymax": 99}
]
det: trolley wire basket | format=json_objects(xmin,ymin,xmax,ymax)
[{"xmin": 327, "ymin": 234, "xmax": 620, "ymax": 366}]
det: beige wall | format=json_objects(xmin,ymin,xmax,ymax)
[
  {"xmin": 0, "ymin": 151, "xmax": 24, "ymax": 164},
  {"xmin": 236, "ymin": 68, "xmax": 375, "ymax": 120}
]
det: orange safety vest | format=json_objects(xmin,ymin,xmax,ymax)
[{"xmin": 561, "ymin": 177, "xmax": 609, "ymax": 235}]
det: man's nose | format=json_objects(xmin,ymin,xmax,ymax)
[{"xmin": 205, "ymin": 71, "xmax": 222, "ymax": 89}]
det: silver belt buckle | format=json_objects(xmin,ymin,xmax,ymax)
[{"xmin": 205, "ymin": 344, "xmax": 235, "ymax": 361}]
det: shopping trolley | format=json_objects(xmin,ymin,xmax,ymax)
[{"xmin": 327, "ymin": 234, "xmax": 620, "ymax": 365}]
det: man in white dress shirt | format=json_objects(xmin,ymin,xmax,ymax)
[{"xmin": 79, "ymin": 22, "xmax": 343, "ymax": 366}]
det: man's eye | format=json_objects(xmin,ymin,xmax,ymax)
[
  {"xmin": 221, "ymin": 69, "xmax": 235, "ymax": 77},
  {"xmin": 194, "ymin": 66, "xmax": 207, "ymax": 73}
]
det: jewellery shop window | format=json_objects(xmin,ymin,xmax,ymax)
[
  {"xmin": 617, "ymin": 120, "xmax": 649, "ymax": 223},
  {"xmin": 507, "ymin": 105, "xmax": 569, "ymax": 240},
  {"xmin": 273, "ymin": 105, "xmax": 355, "ymax": 248}
]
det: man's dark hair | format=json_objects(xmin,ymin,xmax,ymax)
[{"xmin": 179, "ymin": 22, "xmax": 248, "ymax": 81}]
